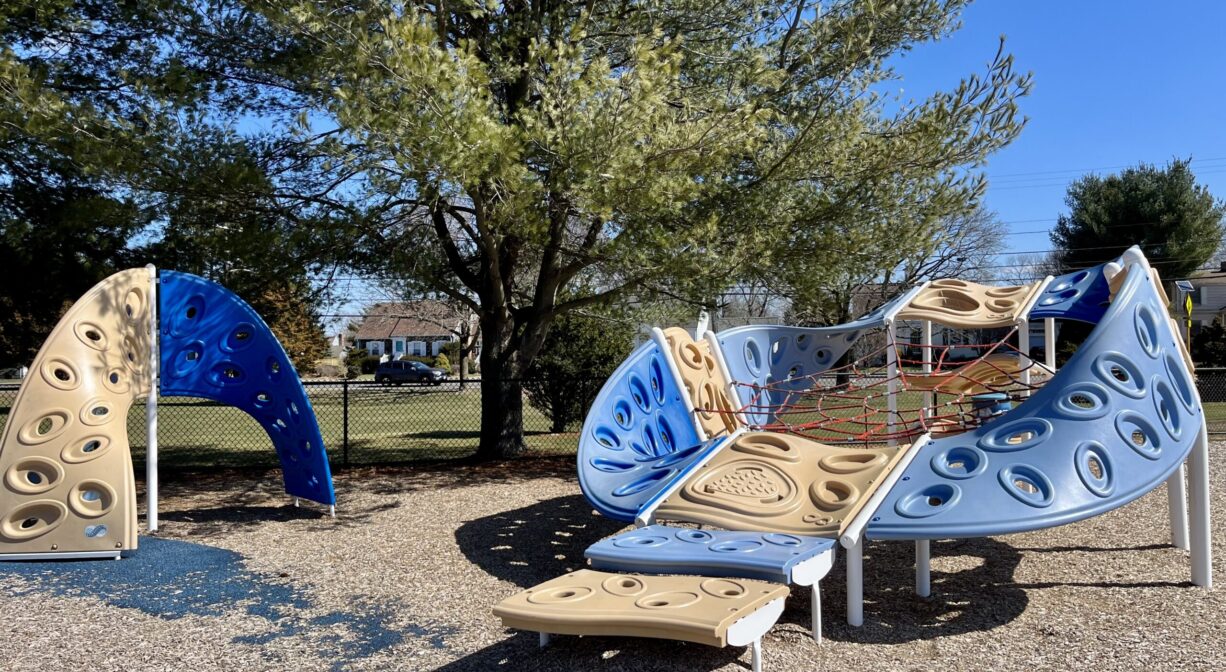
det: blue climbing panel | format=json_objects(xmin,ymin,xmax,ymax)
[
  {"xmin": 1028, "ymin": 263, "xmax": 1112, "ymax": 323},
  {"xmin": 868, "ymin": 263, "xmax": 1200, "ymax": 539},
  {"xmin": 586, "ymin": 524, "xmax": 836, "ymax": 585},
  {"xmin": 577, "ymin": 340, "xmax": 708, "ymax": 521},
  {"xmin": 716, "ymin": 285, "xmax": 926, "ymax": 425},
  {"xmin": 158, "ymin": 271, "xmax": 335, "ymax": 506}
]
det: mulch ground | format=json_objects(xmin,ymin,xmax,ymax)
[{"xmin": 1, "ymin": 453, "xmax": 1224, "ymax": 671}]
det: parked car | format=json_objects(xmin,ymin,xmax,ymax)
[{"xmin": 375, "ymin": 360, "xmax": 447, "ymax": 385}]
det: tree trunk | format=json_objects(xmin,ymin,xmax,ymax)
[{"xmin": 473, "ymin": 317, "xmax": 528, "ymax": 460}]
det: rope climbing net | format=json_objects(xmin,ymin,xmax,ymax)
[{"xmin": 722, "ymin": 326, "xmax": 1055, "ymax": 446}]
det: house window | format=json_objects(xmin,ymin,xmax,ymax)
[
  {"xmin": 395, "ymin": 340, "xmax": 404, "ymax": 353},
  {"xmin": 432, "ymin": 340, "xmax": 448, "ymax": 355},
  {"xmin": 409, "ymin": 341, "xmax": 426, "ymax": 356}
]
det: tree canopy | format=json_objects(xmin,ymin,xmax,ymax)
[
  {"xmin": 2, "ymin": 0, "xmax": 1031, "ymax": 459},
  {"xmin": 1050, "ymin": 159, "xmax": 1226, "ymax": 278}
]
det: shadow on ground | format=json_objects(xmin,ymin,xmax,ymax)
[
  {"xmin": 0, "ymin": 537, "xmax": 452, "ymax": 671},
  {"xmin": 446, "ymin": 495, "xmax": 1046, "ymax": 669}
]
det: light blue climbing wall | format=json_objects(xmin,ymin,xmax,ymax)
[
  {"xmin": 716, "ymin": 287, "xmax": 922, "ymax": 426},
  {"xmin": 577, "ymin": 340, "xmax": 708, "ymax": 521},
  {"xmin": 158, "ymin": 271, "xmax": 335, "ymax": 506},
  {"xmin": 868, "ymin": 263, "xmax": 1200, "ymax": 539}
]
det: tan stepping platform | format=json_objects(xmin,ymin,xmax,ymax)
[
  {"xmin": 495, "ymin": 569, "xmax": 788, "ymax": 670},
  {"xmin": 897, "ymin": 278, "xmax": 1042, "ymax": 328},
  {"xmin": 661, "ymin": 327, "xmax": 740, "ymax": 438},
  {"xmin": 653, "ymin": 432, "xmax": 906, "ymax": 536}
]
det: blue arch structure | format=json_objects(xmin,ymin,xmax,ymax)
[
  {"xmin": 868, "ymin": 263, "xmax": 1199, "ymax": 539},
  {"xmin": 158, "ymin": 271, "xmax": 335, "ymax": 506}
]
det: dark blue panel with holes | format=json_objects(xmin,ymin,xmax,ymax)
[
  {"xmin": 586, "ymin": 524, "xmax": 835, "ymax": 585},
  {"xmin": 1027, "ymin": 264, "xmax": 1112, "ymax": 322},
  {"xmin": 577, "ymin": 340, "xmax": 708, "ymax": 521},
  {"xmin": 868, "ymin": 263, "xmax": 1200, "ymax": 539},
  {"xmin": 158, "ymin": 271, "xmax": 335, "ymax": 505}
]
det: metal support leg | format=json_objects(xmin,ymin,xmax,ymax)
[
  {"xmin": 846, "ymin": 537, "xmax": 863, "ymax": 627},
  {"xmin": 539, "ymin": 632, "xmax": 550, "ymax": 648},
  {"xmin": 915, "ymin": 539, "xmax": 931, "ymax": 597},
  {"xmin": 810, "ymin": 585, "xmax": 822, "ymax": 644},
  {"xmin": 1168, "ymin": 463, "xmax": 1189, "ymax": 551},
  {"xmin": 1189, "ymin": 426, "xmax": 1212, "ymax": 588},
  {"xmin": 751, "ymin": 638, "xmax": 762, "ymax": 672}
]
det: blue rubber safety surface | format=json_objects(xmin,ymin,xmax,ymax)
[
  {"xmin": 716, "ymin": 285, "xmax": 926, "ymax": 426},
  {"xmin": 577, "ymin": 339, "xmax": 708, "ymax": 521},
  {"xmin": 869, "ymin": 263, "xmax": 1202, "ymax": 539},
  {"xmin": 159, "ymin": 271, "xmax": 335, "ymax": 505},
  {"xmin": 0, "ymin": 537, "xmax": 453, "ymax": 669},
  {"xmin": 585, "ymin": 524, "xmax": 836, "ymax": 584},
  {"xmin": 1028, "ymin": 263, "xmax": 1112, "ymax": 323}
]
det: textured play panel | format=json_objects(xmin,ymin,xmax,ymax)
[
  {"xmin": 661, "ymin": 328, "xmax": 740, "ymax": 438},
  {"xmin": 897, "ymin": 279, "xmax": 1042, "ymax": 329},
  {"xmin": 0, "ymin": 269, "xmax": 150, "ymax": 556},
  {"xmin": 652, "ymin": 432, "xmax": 905, "ymax": 536},
  {"xmin": 493, "ymin": 568, "xmax": 788, "ymax": 648}
]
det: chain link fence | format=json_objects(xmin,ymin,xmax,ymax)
[{"xmin": 0, "ymin": 369, "xmax": 1223, "ymax": 471}]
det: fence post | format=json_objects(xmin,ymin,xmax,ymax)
[{"xmin": 342, "ymin": 377, "xmax": 350, "ymax": 468}]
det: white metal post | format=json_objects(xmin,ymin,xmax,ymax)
[
  {"xmin": 750, "ymin": 638, "xmax": 763, "ymax": 672},
  {"xmin": 1017, "ymin": 319, "xmax": 1031, "ymax": 396},
  {"xmin": 145, "ymin": 264, "xmax": 159, "ymax": 533},
  {"xmin": 1043, "ymin": 317, "xmax": 1057, "ymax": 372},
  {"xmin": 846, "ymin": 536, "xmax": 863, "ymax": 626},
  {"xmin": 886, "ymin": 321, "xmax": 898, "ymax": 444},
  {"xmin": 915, "ymin": 540, "xmax": 931, "ymax": 597},
  {"xmin": 1189, "ymin": 423, "xmax": 1212, "ymax": 588},
  {"xmin": 539, "ymin": 632, "xmax": 550, "ymax": 648},
  {"xmin": 810, "ymin": 585, "xmax": 822, "ymax": 644},
  {"xmin": 921, "ymin": 320, "xmax": 933, "ymax": 417},
  {"xmin": 1167, "ymin": 463, "xmax": 1189, "ymax": 551}
]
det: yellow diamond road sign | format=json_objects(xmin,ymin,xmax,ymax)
[{"xmin": 1186, "ymin": 295, "xmax": 1193, "ymax": 316}]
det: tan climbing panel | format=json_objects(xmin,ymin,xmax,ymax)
[
  {"xmin": 493, "ymin": 569, "xmax": 789, "ymax": 647},
  {"xmin": 653, "ymin": 432, "xmax": 907, "ymax": 537},
  {"xmin": 662, "ymin": 328, "xmax": 740, "ymax": 438},
  {"xmin": 0, "ymin": 268, "xmax": 151, "ymax": 556},
  {"xmin": 897, "ymin": 279, "xmax": 1042, "ymax": 329}
]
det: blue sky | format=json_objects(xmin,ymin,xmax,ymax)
[{"xmin": 893, "ymin": 1, "xmax": 1226, "ymax": 273}]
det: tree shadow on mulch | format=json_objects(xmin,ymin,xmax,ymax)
[{"xmin": 446, "ymin": 496, "xmax": 1041, "ymax": 669}]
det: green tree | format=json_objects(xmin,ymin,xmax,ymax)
[
  {"xmin": 1192, "ymin": 318, "xmax": 1226, "ymax": 367},
  {"xmin": 1051, "ymin": 159, "xmax": 1226, "ymax": 278},
  {"xmin": 214, "ymin": 0, "xmax": 1030, "ymax": 458},
  {"xmin": 524, "ymin": 311, "xmax": 638, "ymax": 433}
]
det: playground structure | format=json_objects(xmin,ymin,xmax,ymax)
[
  {"xmin": 494, "ymin": 247, "xmax": 1212, "ymax": 671},
  {"xmin": 0, "ymin": 267, "xmax": 335, "ymax": 560}
]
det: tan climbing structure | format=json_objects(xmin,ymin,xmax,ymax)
[
  {"xmin": 494, "ymin": 569, "xmax": 789, "ymax": 647},
  {"xmin": 653, "ymin": 432, "xmax": 908, "ymax": 537},
  {"xmin": 0, "ymin": 268, "xmax": 151, "ymax": 557},
  {"xmin": 897, "ymin": 279, "xmax": 1042, "ymax": 329},
  {"xmin": 662, "ymin": 328, "xmax": 740, "ymax": 438}
]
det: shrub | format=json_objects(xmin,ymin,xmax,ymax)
[
  {"xmin": 358, "ymin": 355, "xmax": 382, "ymax": 374},
  {"xmin": 524, "ymin": 312, "xmax": 635, "ymax": 432},
  {"xmin": 434, "ymin": 353, "xmax": 451, "ymax": 371}
]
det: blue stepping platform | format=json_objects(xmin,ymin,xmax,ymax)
[
  {"xmin": 586, "ymin": 524, "xmax": 836, "ymax": 587},
  {"xmin": 158, "ymin": 271, "xmax": 336, "ymax": 506}
]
